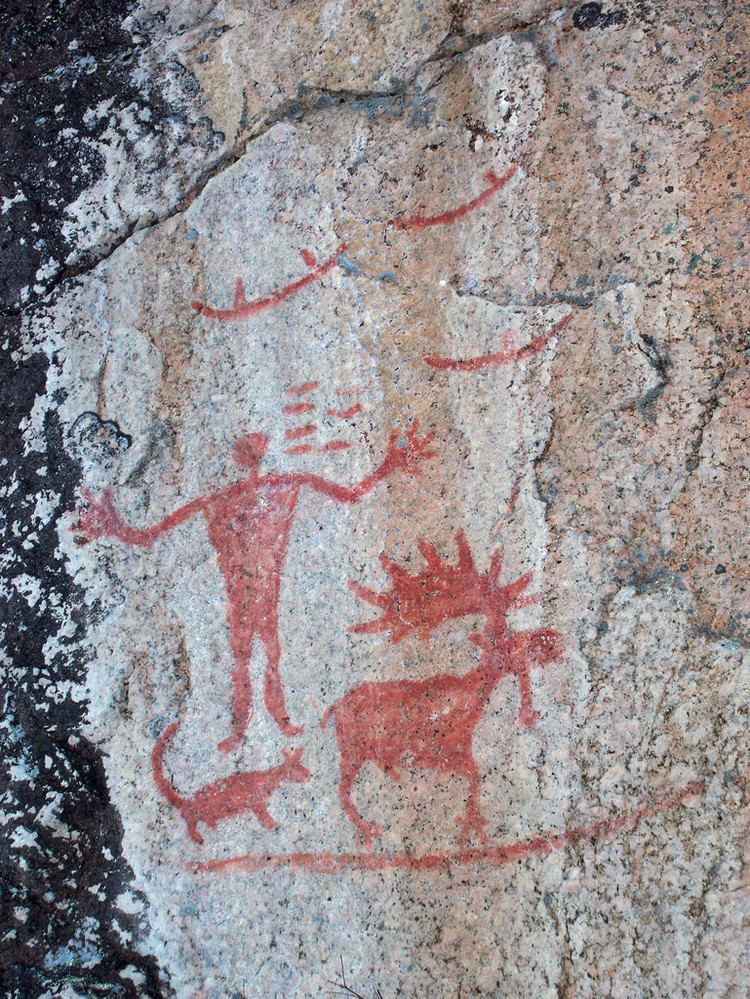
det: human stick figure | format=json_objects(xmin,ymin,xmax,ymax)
[{"xmin": 74, "ymin": 421, "xmax": 436, "ymax": 751}]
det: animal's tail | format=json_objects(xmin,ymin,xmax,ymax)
[
  {"xmin": 320, "ymin": 703, "xmax": 335, "ymax": 730},
  {"xmin": 151, "ymin": 721, "xmax": 184, "ymax": 809}
]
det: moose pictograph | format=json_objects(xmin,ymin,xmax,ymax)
[
  {"xmin": 74, "ymin": 420, "xmax": 436, "ymax": 751},
  {"xmin": 321, "ymin": 531, "xmax": 564, "ymax": 846}
]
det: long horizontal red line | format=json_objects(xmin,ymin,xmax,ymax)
[
  {"xmin": 187, "ymin": 780, "xmax": 702, "ymax": 876},
  {"xmin": 393, "ymin": 166, "xmax": 518, "ymax": 231},
  {"xmin": 191, "ymin": 245, "xmax": 347, "ymax": 321},
  {"xmin": 424, "ymin": 314, "xmax": 573, "ymax": 372}
]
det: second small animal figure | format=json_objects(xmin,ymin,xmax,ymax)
[{"xmin": 152, "ymin": 722, "xmax": 311, "ymax": 844}]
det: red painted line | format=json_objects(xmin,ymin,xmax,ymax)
[
  {"xmin": 285, "ymin": 424, "xmax": 317, "ymax": 440},
  {"xmin": 335, "ymin": 381, "xmax": 371, "ymax": 398},
  {"xmin": 191, "ymin": 244, "xmax": 347, "ymax": 321},
  {"xmin": 393, "ymin": 166, "xmax": 518, "ymax": 232},
  {"xmin": 285, "ymin": 444, "xmax": 314, "ymax": 456},
  {"xmin": 187, "ymin": 780, "xmax": 702, "ymax": 875},
  {"xmin": 424, "ymin": 314, "xmax": 573, "ymax": 372},
  {"xmin": 320, "ymin": 441, "xmax": 353, "ymax": 452},
  {"xmin": 326, "ymin": 403, "xmax": 363, "ymax": 419},
  {"xmin": 287, "ymin": 381, "xmax": 320, "ymax": 396},
  {"xmin": 284, "ymin": 402, "xmax": 316, "ymax": 415}
]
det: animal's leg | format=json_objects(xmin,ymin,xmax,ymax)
[
  {"xmin": 517, "ymin": 667, "xmax": 539, "ymax": 727},
  {"xmin": 339, "ymin": 759, "xmax": 381, "ymax": 849},
  {"xmin": 185, "ymin": 817, "xmax": 204, "ymax": 845},
  {"xmin": 218, "ymin": 643, "xmax": 254, "ymax": 754},
  {"xmin": 262, "ymin": 618, "xmax": 304, "ymax": 737},
  {"xmin": 458, "ymin": 763, "xmax": 488, "ymax": 846},
  {"xmin": 252, "ymin": 801, "xmax": 278, "ymax": 830}
]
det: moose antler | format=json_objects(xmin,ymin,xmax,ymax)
[{"xmin": 349, "ymin": 530, "xmax": 540, "ymax": 643}]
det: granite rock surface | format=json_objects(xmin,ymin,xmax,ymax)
[{"xmin": 3, "ymin": 2, "xmax": 749, "ymax": 997}]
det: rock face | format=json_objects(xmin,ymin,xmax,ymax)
[{"xmin": 3, "ymin": 2, "xmax": 749, "ymax": 997}]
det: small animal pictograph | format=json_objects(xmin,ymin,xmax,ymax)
[{"xmin": 151, "ymin": 722, "xmax": 311, "ymax": 844}]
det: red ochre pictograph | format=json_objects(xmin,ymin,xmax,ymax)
[
  {"xmin": 326, "ymin": 403, "xmax": 363, "ymax": 419},
  {"xmin": 283, "ymin": 401, "xmax": 315, "ymax": 415},
  {"xmin": 281, "ymin": 382, "xmax": 366, "ymax": 457},
  {"xmin": 285, "ymin": 424, "xmax": 317, "ymax": 440},
  {"xmin": 286, "ymin": 380, "xmax": 319, "ymax": 395},
  {"xmin": 152, "ymin": 723, "xmax": 310, "ymax": 843},
  {"xmin": 322, "ymin": 531, "xmax": 562, "ymax": 846},
  {"xmin": 74, "ymin": 423, "xmax": 436, "ymax": 751},
  {"xmin": 425, "ymin": 314, "xmax": 573, "ymax": 372},
  {"xmin": 392, "ymin": 165, "xmax": 519, "ymax": 231},
  {"xmin": 190, "ymin": 167, "xmax": 519, "ymax": 321},
  {"xmin": 190, "ymin": 247, "xmax": 346, "ymax": 321},
  {"xmin": 188, "ymin": 780, "xmax": 702, "ymax": 874},
  {"xmin": 493, "ymin": 405, "xmax": 527, "ymax": 540}
]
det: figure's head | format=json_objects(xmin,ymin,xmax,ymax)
[{"xmin": 233, "ymin": 433, "xmax": 269, "ymax": 468}]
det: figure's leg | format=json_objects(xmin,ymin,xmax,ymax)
[
  {"xmin": 458, "ymin": 762, "xmax": 488, "ymax": 846},
  {"xmin": 218, "ymin": 624, "xmax": 254, "ymax": 754},
  {"xmin": 517, "ymin": 667, "xmax": 539, "ymax": 727},
  {"xmin": 261, "ymin": 618, "xmax": 303, "ymax": 737},
  {"xmin": 339, "ymin": 758, "xmax": 381, "ymax": 849}
]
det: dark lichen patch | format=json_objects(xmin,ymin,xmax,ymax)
[
  {"xmin": 0, "ymin": 3, "xmax": 172, "ymax": 996},
  {"xmin": 0, "ymin": 1, "xmax": 222, "ymax": 314},
  {"xmin": 0, "ymin": 2, "xmax": 140, "ymax": 311},
  {"xmin": 0, "ymin": 315, "xmax": 172, "ymax": 999},
  {"xmin": 572, "ymin": 3, "xmax": 627, "ymax": 31}
]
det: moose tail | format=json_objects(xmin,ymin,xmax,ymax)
[
  {"xmin": 151, "ymin": 721, "xmax": 185, "ymax": 809},
  {"xmin": 320, "ymin": 704, "xmax": 335, "ymax": 730}
]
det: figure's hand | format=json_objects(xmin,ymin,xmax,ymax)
[
  {"xmin": 384, "ymin": 419, "xmax": 437, "ymax": 475},
  {"xmin": 72, "ymin": 488, "xmax": 124, "ymax": 544}
]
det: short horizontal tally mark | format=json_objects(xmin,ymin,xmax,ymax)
[
  {"xmin": 283, "ymin": 402, "xmax": 315, "ymax": 415},
  {"xmin": 326, "ymin": 403, "xmax": 363, "ymax": 419},
  {"xmin": 286, "ymin": 381, "xmax": 320, "ymax": 396},
  {"xmin": 282, "ymin": 380, "xmax": 365, "ymax": 456},
  {"xmin": 285, "ymin": 425, "xmax": 317, "ymax": 441}
]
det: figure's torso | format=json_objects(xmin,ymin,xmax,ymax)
[{"xmin": 203, "ymin": 477, "xmax": 302, "ymax": 599}]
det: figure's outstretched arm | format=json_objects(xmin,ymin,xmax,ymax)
[
  {"xmin": 73, "ymin": 488, "xmax": 206, "ymax": 547},
  {"xmin": 298, "ymin": 420, "xmax": 437, "ymax": 504}
]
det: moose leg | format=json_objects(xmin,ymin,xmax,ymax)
[
  {"xmin": 458, "ymin": 763, "xmax": 488, "ymax": 847},
  {"xmin": 252, "ymin": 801, "xmax": 278, "ymax": 831},
  {"xmin": 261, "ymin": 618, "xmax": 303, "ymax": 738},
  {"xmin": 339, "ymin": 760, "xmax": 381, "ymax": 849},
  {"xmin": 517, "ymin": 666, "xmax": 539, "ymax": 727},
  {"xmin": 184, "ymin": 815, "xmax": 204, "ymax": 845}
]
